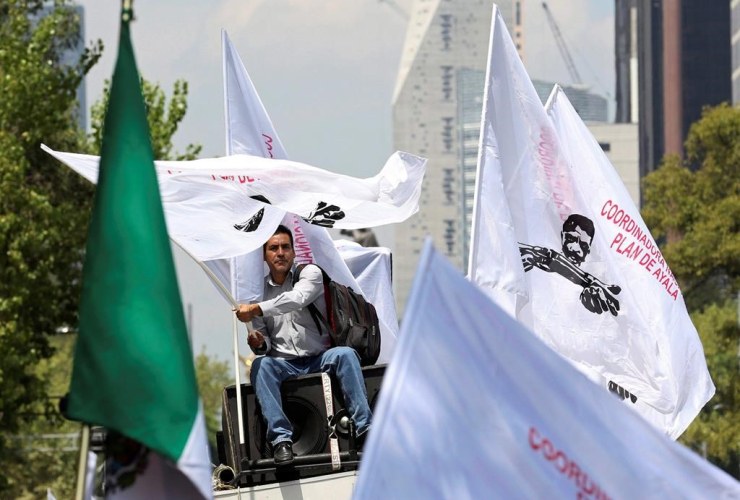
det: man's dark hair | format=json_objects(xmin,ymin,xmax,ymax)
[
  {"xmin": 562, "ymin": 214, "xmax": 595, "ymax": 240},
  {"xmin": 263, "ymin": 224, "xmax": 294, "ymax": 252}
]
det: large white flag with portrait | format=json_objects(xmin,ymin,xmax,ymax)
[
  {"xmin": 467, "ymin": 6, "xmax": 713, "ymax": 438},
  {"xmin": 220, "ymin": 31, "xmax": 400, "ymax": 361},
  {"xmin": 544, "ymin": 86, "xmax": 714, "ymax": 437},
  {"xmin": 354, "ymin": 240, "xmax": 740, "ymax": 500}
]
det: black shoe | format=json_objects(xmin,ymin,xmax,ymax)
[{"xmin": 273, "ymin": 441, "xmax": 294, "ymax": 466}]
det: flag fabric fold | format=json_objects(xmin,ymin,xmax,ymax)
[
  {"xmin": 334, "ymin": 240, "xmax": 399, "ymax": 362},
  {"xmin": 466, "ymin": 6, "xmax": 712, "ymax": 438},
  {"xmin": 353, "ymin": 239, "xmax": 740, "ymax": 500},
  {"xmin": 66, "ymin": 6, "xmax": 210, "ymax": 498},
  {"xmin": 42, "ymin": 146, "xmax": 426, "ymax": 262}
]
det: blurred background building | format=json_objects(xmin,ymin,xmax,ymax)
[
  {"xmin": 392, "ymin": 0, "xmax": 519, "ymax": 315},
  {"xmin": 532, "ymin": 80, "xmax": 608, "ymax": 122},
  {"xmin": 35, "ymin": 4, "xmax": 87, "ymax": 130},
  {"xmin": 637, "ymin": 0, "xmax": 731, "ymax": 180}
]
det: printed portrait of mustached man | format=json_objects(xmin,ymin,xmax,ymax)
[{"xmin": 519, "ymin": 214, "xmax": 622, "ymax": 316}]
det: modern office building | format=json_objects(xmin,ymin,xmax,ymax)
[
  {"xmin": 458, "ymin": 67, "xmax": 486, "ymax": 271},
  {"xmin": 532, "ymin": 80, "xmax": 609, "ymax": 123},
  {"xmin": 392, "ymin": 0, "xmax": 522, "ymax": 316},
  {"xmin": 588, "ymin": 123, "xmax": 640, "ymax": 205},
  {"xmin": 615, "ymin": 0, "xmax": 639, "ymax": 123},
  {"xmin": 35, "ymin": 5, "xmax": 87, "ymax": 130},
  {"xmin": 637, "ymin": 0, "xmax": 731, "ymax": 180}
]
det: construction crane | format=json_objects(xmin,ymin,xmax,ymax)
[
  {"xmin": 378, "ymin": 0, "xmax": 410, "ymax": 21},
  {"xmin": 541, "ymin": 2, "xmax": 582, "ymax": 85}
]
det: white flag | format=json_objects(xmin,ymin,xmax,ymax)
[
  {"xmin": 354, "ymin": 239, "xmax": 740, "ymax": 500},
  {"xmin": 219, "ymin": 29, "xmax": 401, "ymax": 361},
  {"xmin": 42, "ymin": 145, "xmax": 426, "ymax": 261},
  {"xmin": 544, "ymin": 85, "xmax": 714, "ymax": 437},
  {"xmin": 223, "ymin": 29, "xmax": 288, "ymax": 160},
  {"xmin": 218, "ymin": 28, "xmax": 293, "ymax": 303},
  {"xmin": 220, "ymin": 30, "xmax": 372, "ymax": 309},
  {"xmin": 467, "ymin": 6, "xmax": 712, "ymax": 438},
  {"xmin": 334, "ymin": 240, "xmax": 399, "ymax": 363},
  {"xmin": 466, "ymin": 3, "xmax": 529, "ymax": 318}
]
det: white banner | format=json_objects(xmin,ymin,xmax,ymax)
[
  {"xmin": 354, "ymin": 239, "xmax": 740, "ymax": 500},
  {"xmin": 219, "ymin": 29, "xmax": 371, "ymax": 313},
  {"xmin": 545, "ymin": 85, "xmax": 714, "ymax": 438},
  {"xmin": 466, "ymin": 6, "xmax": 712, "ymax": 438},
  {"xmin": 334, "ymin": 240, "xmax": 399, "ymax": 363},
  {"xmin": 42, "ymin": 145, "xmax": 425, "ymax": 262}
]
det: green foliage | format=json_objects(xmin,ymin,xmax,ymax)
[
  {"xmin": 679, "ymin": 302, "xmax": 740, "ymax": 476},
  {"xmin": 195, "ymin": 348, "xmax": 231, "ymax": 453},
  {"xmin": 0, "ymin": 2, "xmax": 203, "ymax": 495},
  {"xmin": 643, "ymin": 104, "xmax": 740, "ymax": 309},
  {"xmin": 0, "ymin": 2, "xmax": 101, "ymax": 486},
  {"xmin": 89, "ymin": 77, "xmax": 202, "ymax": 160},
  {"xmin": 3, "ymin": 335, "xmax": 80, "ymax": 500},
  {"xmin": 643, "ymin": 103, "xmax": 740, "ymax": 476}
]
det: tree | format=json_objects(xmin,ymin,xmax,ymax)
[
  {"xmin": 642, "ymin": 103, "xmax": 740, "ymax": 476},
  {"xmin": 642, "ymin": 103, "xmax": 740, "ymax": 310},
  {"xmin": 3, "ymin": 335, "xmax": 80, "ymax": 500},
  {"xmin": 89, "ymin": 77, "xmax": 202, "ymax": 161},
  {"xmin": 194, "ymin": 348, "xmax": 232, "ymax": 456},
  {"xmin": 0, "ymin": 2, "xmax": 203, "ymax": 494},
  {"xmin": 0, "ymin": 2, "xmax": 101, "ymax": 487},
  {"xmin": 681, "ymin": 303, "xmax": 740, "ymax": 477}
]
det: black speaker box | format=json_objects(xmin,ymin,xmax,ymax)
[{"xmin": 220, "ymin": 363, "xmax": 385, "ymax": 486}]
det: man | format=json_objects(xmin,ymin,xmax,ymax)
[
  {"xmin": 234, "ymin": 225, "xmax": 372, "ymax": 465},
  {"xmin": 519, "ymin": 214, "xmax": 622, "ymax": 316}
]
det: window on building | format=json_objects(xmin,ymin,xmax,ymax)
[{"xmin": 516, "ymin": 1, "xmax": 521, "ymax": 25}]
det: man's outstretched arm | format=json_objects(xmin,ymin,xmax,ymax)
[{"xmin": 519, "ymin": 243, "xmax": 556, "ymax": 272}]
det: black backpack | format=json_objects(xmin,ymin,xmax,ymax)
[{"xmin": 294, "ymin": 264, "xmax": 381, "ymax": 366}]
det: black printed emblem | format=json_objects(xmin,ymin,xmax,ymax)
[
  {"xmin": 519, "ymin": 214, "xmax": 622, "ymax": 316},
  {"xmin": 234, "ymin": 208, "xmax": 264, "ymax": 232},
  {"xmin": 105, "ymin": 432, "xmax": 150, "ymax": 493},
  {"xmin": 304, "ymin": 201, "xmax": 345, "ymax": 228},
  {"xmin": 233, "ymin": 195, "xmax": 272, "ymax": 233}
]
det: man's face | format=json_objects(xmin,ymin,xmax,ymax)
[
  {"xmin": 561, "ymin": 225, "xmax": 592, "ymax": 265},
  {"xmin": 264, "ymin": 233, "xmax": 295, "ymax": 277}
]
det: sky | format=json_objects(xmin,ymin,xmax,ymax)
[{"xmin": 72, "ymin": 0, "xmax": 615, "ymax": 364}]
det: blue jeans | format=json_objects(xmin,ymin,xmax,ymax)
[{"xmin": 250, "ymin": 346, "xmax": 372, "ymax": 446}]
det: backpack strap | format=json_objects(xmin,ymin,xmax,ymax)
[{"xmin": 293, "ymin": 264, "xmax": 332, "ymax": 336}]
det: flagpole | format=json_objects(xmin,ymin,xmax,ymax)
[
  {"xmin": 171, "ymin": 238, "xmax": 249, "ymax": 446},
  {"xmin": 74, "ymin": 424, "xmax": 90, "ymax": 500},
  {"xmin": 232, "ymin": 313, "xmax": 247, "ymax": 448}
]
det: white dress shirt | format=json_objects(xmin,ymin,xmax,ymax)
[{"xmin": 251, "ymin": 264, "xmax": 331, "ymax": 359}]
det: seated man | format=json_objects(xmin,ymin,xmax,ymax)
[{"xmin": 235, "ymin": 225, "xmax": 372, "ymax": 466}]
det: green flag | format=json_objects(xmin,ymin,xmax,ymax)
[{"xmin": 67, "ymin": 4, "xmax": 210, "ymax": 498}]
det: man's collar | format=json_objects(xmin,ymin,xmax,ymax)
[{"xmin": 266, "ymin": 264, "xmax": 296, "ymax": 287}]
